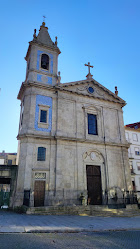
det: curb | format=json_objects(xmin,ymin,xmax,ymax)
[{"xmin": 0, "ymin": 227, "xmax": 140, "ymax": 233}]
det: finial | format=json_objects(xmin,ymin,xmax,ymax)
[
  {"xmin": 115, "ymin": 86, "xmax": 118, "ymax": 96},
  {"xmin": 42, "ymin": 15, "xmax": 46, "ymax": 26},
  {"xmin": 55, "ymin": 36, "xmax": 58, "ymax": 45},
  {"xmin": 85, "ymin": 62, "xmax": 93, "ymax": 79},
  {"xmin": 33, "ymin": 29, "xmax": 37, "ymax": 39},
  {"xmin": 57, "ymin": 71, "xmax": 61, "ymax": 84}
]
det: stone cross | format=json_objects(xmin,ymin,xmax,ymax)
[{"xmin": 85, "ymin": 62, "xmax": 93, "ymax": 79}]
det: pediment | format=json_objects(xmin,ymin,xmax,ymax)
[{"xmin": 57, "ymin": 79, "xmax": 126, "ymax": 106}]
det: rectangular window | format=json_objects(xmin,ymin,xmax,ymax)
[
  {"xmin": 37, "ymin": 147, "xmax": 46, "ymax": 161},
  {"xmin": 137, "ymin": 162, "xmax": 140, "ymax": 171},
  {"xmin": 125, "ymin": 132, "xmax": 129, "ymax": 141},
  {"xmin": 88, "ymin": 114, "xmax": 98, "ymax": 135},
  {"xmin": 133, "ymin": 133, "xmax": 138, "ymax": 141},
  {"xmin": 7, "ymin": 160, "xmax": 12, "ymax": 165},
  {"xmin": 40, "ymin": 110, "xmax": 47, "ymax": 123},
  {"xmin": 38, "ymin": 104, "xmax": 50, "ymax": 129},
  {"xmin": 135, "ymin": 148, "xmax": 140, "ymax": 155}
]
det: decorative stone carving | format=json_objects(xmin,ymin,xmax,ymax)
[
  {"xmin": 77, "ymin": 86, "xmax": 87, "ymax": 91},
  {"xmin": 83, "ymin": 150, "xmax": 104, "ymax": 163},
  {"xmin": 90, "ymin": 152, "xmax": 96, "ymax": 160}
]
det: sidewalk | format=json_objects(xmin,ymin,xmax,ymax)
[{"xmin": 0, "ymin": 211, "xmax": 140, "ymax": 233}]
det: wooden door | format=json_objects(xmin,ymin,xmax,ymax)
[
  {"xmin": 86, "ymin": 165, "xmax": 102, "ymax": 205},
  {"xmin": 34, "ymin": 181, "xmax": 45, "ymax": 207}
]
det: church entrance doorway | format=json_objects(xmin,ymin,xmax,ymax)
[
  {"xmin": 86, "ymin": 165, "xmax": 102, "ymax": 205},
  {"xmin": 34, "ymin": 181, "xmax": 45, "ymax": 207}
]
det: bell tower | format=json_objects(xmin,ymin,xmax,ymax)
[
  {"xmin": 25, "ymin": 21, "xmax": 61, "ymax": 86},
  {"xmin": 14, "ymin": 22, "xmax": 61, "ymax": 207}
]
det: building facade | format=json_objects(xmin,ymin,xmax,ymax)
[
  {"xmin": 14, "ymin": 22, "xmax": 132, "ymax": 207},
  {"xmin": 0, "ymin": 151, "xmax": 17, "ymax": 165},
  {"xmin": 125, "ymin": 122, "xmax": 140, "ymax": 200}
]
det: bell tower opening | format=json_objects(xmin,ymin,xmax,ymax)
[{"xmin": 41, "ymin": 54, "xmax": 49, "ymax": 70}]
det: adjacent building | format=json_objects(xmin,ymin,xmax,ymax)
[
  {"xmin": 0, "ymin": 151, "xmax": 17, "ymax": 165},
  {"xmin": 0, "ymin": 152, "xmax": 18, "ymax": 207},
  {"xmin": 14, "ymin": 22, "xmax": 132, "ymax": 208},
  {"xmin": 125, "ymin": 122, "xmax": 140, "ymax": 200}
]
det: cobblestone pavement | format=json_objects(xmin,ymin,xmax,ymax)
[
  {"xmin": 0, "ymin": 231, "xmax": 140, "ymax": 249},
  {"xmin": 0, "ymin": 210, "xmax": 140, "ymax": 233}
]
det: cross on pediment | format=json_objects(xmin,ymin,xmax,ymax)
[{"xmin": 85, "ymin": 62, "xmax": 93, "ymax": 79}]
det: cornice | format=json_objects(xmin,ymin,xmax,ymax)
[
  {"xmin": 25, "ymin": 40, "xmax": 61, "ymax": 60},
  {"xmin": 58, "ymin": 78, "xmax": 126, "ymax": 105},
  {"xmin": 55, "ymin": 86, "xmax": 125, "ymax": 107},
  {"xmin": 17, "ymin": 81, "xmax": 55, "ymax": 100},
  {"xmin": 17, "ymin": 80, "xmax": 125, "ymax": 107},
  {"xmin": 17, "ymin": 133, "xmax": 129, "ymax": 148},
  {"xmin": 29, "ymin": 68, "xmax": 58, "ymax": 78}
]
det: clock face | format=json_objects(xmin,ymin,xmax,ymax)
[{"xmin": 88, "ymin": 86, "xmax": 94, "ymax": 94}]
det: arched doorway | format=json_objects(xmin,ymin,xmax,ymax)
[{"xmin": 83, "ymin": 150, "xmax": 105, "ymax": 205}]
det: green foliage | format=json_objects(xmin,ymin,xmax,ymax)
[{"xmin": 13, "ymin": 205, "xmax": 27, "ymax": 214}]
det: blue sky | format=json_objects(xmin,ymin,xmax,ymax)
[{"xmin": 0, "ymin": 0, "xmax": 140, "ymax": 152}]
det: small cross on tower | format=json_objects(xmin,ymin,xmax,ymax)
[{"xmin": 85, "ymin": 62, "xmax": 93, "ymax": 79}]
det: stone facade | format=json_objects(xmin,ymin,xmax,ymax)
[
  {"xmin": 125, "ymin": 123, "xmax": 140, "ymax": 200},
  {"xmin": 14, "ymin": 22, "xmax": 132, "ymax": 207}
]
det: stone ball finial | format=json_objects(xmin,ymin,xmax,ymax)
[
  {"xmin": 55, "ymin": 36, "xmax": 58, "ymax": 45},
  {"xmin": 115, "ymin": 86, "xmax": 118, "ymax": 96},
  {"xmin": 42, "ymin": 21, "xmax": 45, "ymax": 27},
  {"xmin": 33, "ymin": 29, "xmax": 37, "ymax": 39}
]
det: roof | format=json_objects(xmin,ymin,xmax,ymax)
[
  {"xmin": 56, "ymin": 78, "xmax": 126, "ymax": 106},
  {"xmin": 125, "ymin": 122, "xmax": 140, "ymax": 130},
  {"xmin": 25, "ymin": 22, "xmax": 61, "ymax": 60},
  {"xmin": 0, "ymin": 153, "xmax": 17, "ymax": 156}
]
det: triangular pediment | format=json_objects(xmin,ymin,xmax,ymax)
[{"xmin": 57, "ymin": 79, "xmax": 126, "ymax": 106}]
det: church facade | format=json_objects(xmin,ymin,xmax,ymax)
[{"xmin": 14, "ymin": 22, "xmax": 132, "ymax": 207}]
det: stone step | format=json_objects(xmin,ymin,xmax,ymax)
[{"xmin": 26, "ymin": 204, "xmax": 140, "ymax": 217}]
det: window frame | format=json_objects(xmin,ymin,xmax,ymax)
[
  {"xmin": 83, "ymin": 105, "xmax": 99, "ymax": 139},
  {"xmin": 37, "ymin": 147, "xmax": 46, "ymax": 161},
  {"xmin": 132, "ymin": 133, "xmax": 138, "ymax": 142},
  {"xmin": 38, "ymin": 104, "xmax": 50, "ymax": 129},
  {"xmin": 40, "ymin": 110, "xmax": 47, "ymax": 123},
  {"xmin": 7, "ymin": 159, "xmax": 12, "ymax": 165},
  {"xmin": 87, "ymin": 113, "xmax": 98, "ymax": 135},
  {"xmin": 135, "ymin": 147, "xmax": 140, "ymax": 156}
]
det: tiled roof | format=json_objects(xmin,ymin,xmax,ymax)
[{"xmin": 125, "ymin": 122, "xmax": 140, "ymax": 129}]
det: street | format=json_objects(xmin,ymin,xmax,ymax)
[{"xmin": 0, "ymin": 231, "xmax": 140, "ymax": 249}]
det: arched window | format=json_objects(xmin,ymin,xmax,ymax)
[
  {"xmin": 41, "ymin": 54, "xmax": 49, "ymax": 70},
  {"xmin": 37, "ymin": 147, "xmax": 46, "ymax": 161}
]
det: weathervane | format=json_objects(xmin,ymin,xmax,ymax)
[
  {"xmin": 85, "ymin": 62, "xmax": 93, "ymax": 79},
  {"xmin": 43, "ymin": 15, "xmax": 46, "ymax": 22}
]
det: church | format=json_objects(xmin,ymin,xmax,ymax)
[{"xmin": 14, "ymin": 21, "xmax": 132, "ymax": 208}]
